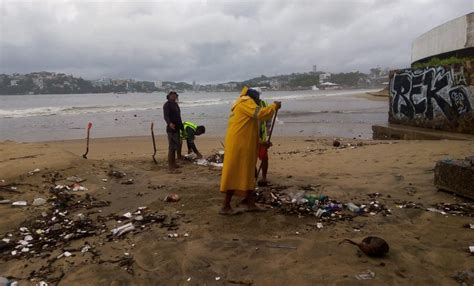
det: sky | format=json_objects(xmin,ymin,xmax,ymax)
[{"xmin": 0, "ymin": 0, "xmax": 473, "ymax": 83}]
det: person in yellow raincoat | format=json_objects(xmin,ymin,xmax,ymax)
[{"xmin": 219, "ymin": 86, "xmax": 281, "ymax": 215}]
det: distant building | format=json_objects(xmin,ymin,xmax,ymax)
[
  {"xmin": 312, "ymin": 65, "xmax": 317, "ymax": 73},
  {"xmin": 92, "ymin": 78, "xmax": 112, "ymax": 87},
  {"xmin": 154, "ymin": 80, "xmax": 162, "ymax": 88},
  {"xmin": 319, "ymin": 73, "xmax": 331, "ymax": 83},
  {"xmin": 10, "ymin": 79, "xmax": 19, "ymax": 86},
  {"xmin": 32, "ymin": 78, "xmax": 44, "ymax": 89}
]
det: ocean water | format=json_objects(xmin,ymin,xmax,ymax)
[{"xmin": 0, "ymin": 89, "xmax": 387, "ymax": 142}]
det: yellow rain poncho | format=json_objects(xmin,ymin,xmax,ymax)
[{"xmin": 220, "ymin": 87, "xmax": 277, "ymax": 197}]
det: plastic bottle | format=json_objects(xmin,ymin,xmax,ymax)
[{"xmin": 346, "ymin": 202, "xmax": 360, "ymax": 213}]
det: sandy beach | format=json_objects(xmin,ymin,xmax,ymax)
[{"xmin": 0, "ymin": 135, "xmax": 473, "ymax": 285}]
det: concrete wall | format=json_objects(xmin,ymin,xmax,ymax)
[
  {"xmin": 388, "ymin": 60, "xmax": 474, "ymax": 134},
  {"xmin": 412, "ymin": 13, "xmax": 473, "ymax": 63}
]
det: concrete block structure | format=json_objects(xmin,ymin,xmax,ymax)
[
  {"xmin": 412, "ymin": 13, "xmax": 474, "ymax": 64},
  {"xmin": 434, "ymin": 157, "xmax": 474, "ymax": 199}
]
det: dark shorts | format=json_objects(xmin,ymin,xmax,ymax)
[
  {"xmin": 167, "ymin": 132, "xmax": 180, "ymax": 152},
  {"xmin": 258, "ymin": 145, "xmax": 268, "ymax": 160}
]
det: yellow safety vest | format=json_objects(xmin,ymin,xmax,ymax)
[
  {"xmin": 180, "ymin": 121, "xmax": 198, "ymax": 139},
  {"xmin": 259, "ymin": 100, "xmax": 268, "ymax": 142}
]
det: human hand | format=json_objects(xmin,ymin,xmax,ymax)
[
  {"xmin": 169, "ymin": 123, "xmax": 176, "ymax": 130},
  {"xmin": 274, "ymin": 101, "xmax": 282, "ymax": 110}
]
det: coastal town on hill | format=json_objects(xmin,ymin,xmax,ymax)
[{"xmin": 0, "ymin": 66, "xmax": 390, "ymax": 95}]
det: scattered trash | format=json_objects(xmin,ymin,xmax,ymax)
[
  {"xmin": 194, "ymin": 151, "xmax": 224, "ymax": 168},
  {"xmin": 164, "ymin": 194, "xmax": 180, "ymax": 202},
  {"xmin": 469, "ymin": 246, "xmax": 474, "ymax": 254},
  {"xmin": 32, "ymin": 198, "xmax": 47, "ymax": 206},
  {"xmin": 340, "ymin": 236, "xmax": 389, "ymax": 257},
  {"xmin": 429, "ymin": 203, "xmax": 473, "ymax": 217},
  {"xmin": 11, "ymin": 201, "xmax": 27, "ymax": 207},
  {"xmin": 102, "ymin": 178, "xmax": 108, "ymax": 182},
  {"xmin": 57, "ymin": 251, "xmax": 72, "ymax": 259},
  {"xmin": 266, "ymin": 244, "xmax": 297, "ymax": 249},
  {"xmin": 427, "ymin": 207, "xmax": 447, "ymax": 215},
  {"xmin": 355, "ymin": 270, "xmax": 375, "ymax": 280},
  {"xmin": 112, "ymin": 223, "xmax": 135, "ymax": 237},
  {"xmin": 71, "ymin": 183, "xmax": 88, "ymax": 192},
  {"xmin": 27, "ymin": 168, "xmax": 41, "ymax": 176},
  {"xmin": 0, "ymin": 200, "xmax": 11, "ymax": 204},
  {"xmin": 187, "ymin": 277, "xmax": 191, "ymax": 282},
  {"xmin": 346, "ymin": 202, "xmax": 361, "ymax": 213},
  {"xmin": 463, "ymin": 224, "xmax": 474, "ymax": 229},
  {"xmin": 66, "ymin": 176, "xmax": 86, "ymax": 183},
  {"xmin": 108, "ymin": 170, "xmax": 126, "ymax": 178},
  {"xmin": 316, "ymin": 222, "xmax": 323, "ymax": 229},
  {"xmin": 333, "ymin": 140, "xmax": 341, "ymax": 147},
  {"xmin": 453, "ymin": 269, "xmax": 474, "ymax": 284},
  {"xmin": 121, "ymin": 178, "xmax": 134, "ymax": 185},
  {"xmin": 123, "ymin": 212, "xmax": 132, "ymax": 219},
  {"xmin": 215, "ymin": 277, "xmax": 221, "ymax": 281}
]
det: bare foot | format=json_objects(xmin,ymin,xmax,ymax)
[
  {"xmin": 245, "ymin": 205, "xmax": 266, "ymax": 212},
  {"xmin": 219, "ymin": 207, "xmax": 243, "ymax": 215}
]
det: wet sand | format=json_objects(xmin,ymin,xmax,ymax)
[{"xmin": 0, "ymin": 136, "xmax": 473, "ymax": 285}]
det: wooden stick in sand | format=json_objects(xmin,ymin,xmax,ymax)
[
  {"xmin": 256, "ymin": 108, "xmax": 279, "ymax": 180},
  {"xmin": 82, "ymin": 122, "xmax": 92, "ymax": 159},
  {"xmin": 151, "ymin": 122, "xmax": 157, "ymax": 164}
]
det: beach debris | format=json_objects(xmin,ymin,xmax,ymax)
[
  {"xmin": 427, "ymin": 207, "xmax": 447, "ymax": 215},
  {"xmin": 122, "ymin": 212, "xmax": 132, "ymax": 219},
  {"xmin": 316, "ymin": 222, "xmax": 323, "ymax": 229},
  {"xmin": 332, "ymin": 140, "xmax": 341, "ymax": 147},
  {"xmin": 215, "ymin": 277, "xmax": 221, "ymax": 281},
  {"xmin": 462, "ymin": 223, "xmax": 474, "ymax": 229},
  {"xmin": 66, "ymin": 176, "xmax": 86, "ymax": 183},
  {"xmin": 469, "ymin": 246, "xmax": 474, "ymax": 255},
  {"xmin": 164, "ymin": 194, "xmax": 180, "ymax": 202},
  {"xmin": 428, "ymin": 203, "xmax": 473, "ymax": 217},
  {"xmin": 266, "ymin": 244, "xmax": 297, "ymax": 249},
  {"xmin": 346, "ymin": 202, "xmax": 361, "ymax": 213},
  {"xmin": 102, "ymin": 178, "xmax": 108, "ymax": 182},
  {"xmin": 11, "ymin": 201, "xmax": 27, "ymax": 207},
  {"xmin": 355, "ymin": 270, "xmax": 375, "ymax": 280},
  {"xmin": 32, "ymin": 198, "xmax": 47, "ymax": 206},
  {"xmin": 121, "ymin": 178, "xmax": 134, "ymax": 185},
  {"xmin": 112, "ymin": 223, "xmax": 135, "ymax": 237},
  {"xmin": 255, "ymin": 186, "xmax": 391, "ymax": 220},
  {"xmin": 82, "ymin": 122, "xmax": 92, "ymax": 159},
  {"xmin": 187, "ymin": 277, "xmax": 191, "ymax": 282},
  {"xmin": 72, "ymin": 183, "xmax": 88, "ymax": 192},
  {"xmin": 57, "ymin": 251, "xmax": 72, "ymax": 259},
  {"xmin": 108, "ymin": 170, "xmax": 126, "ymax": 178},
  {"xmin": 340, "ymin": 236, "xmax": 389, "ymax": 257},
  {"xmin": 194, "ymin": 151, "xmax": 224, "ymax": 168},
  {"xmin": 453, "ymin": 269, "xmax": 474, "ymax": 285},
  {"xmin": 27, "ymin": 168, "xmax": 41, "ymax": 176},
  {"xmin": 0, "ymin": 199, "xmax": 11, "ymax": 204},
  {"xmin": 0, "ymin": 277, "xmax": 18, "ymax": 286}
]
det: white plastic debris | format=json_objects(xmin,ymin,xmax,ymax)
[
  {"xmin": 32, "ymin": 198, "xmax": 47, "ymax": 206},
  {"xmin": 355, "ymin": 270, "xmax": 375, "ymax": 280},
  {"xmin": 37, "ymin": 281, "xmax": 48, "ymax": 286},
  {"xmin": 81, "ymin": 245, "xmax": 91, "ymax": 253},
  {"xmin": 469, "ymin": 246, "xmax": 474, "ymax": 254},
  {"xmin": 28, "ymin": 168, "xmax": 41, "ymax": 175},
  {"xmin": 0, "ymin": 199, "xmax": 11, "ymax": 204},
  {"xmin": 102, "ymin": 178, "xmax": 108, "ymax": 182},
  {"xmin": 316, "ymin": 223, "xmax": 323, "ymax": 229},
  {"xmin": 19, "ymin": 227, "xmax": 29, "ymax": 232},
  {"xmin": 11, "ymin": 250, "xmax": 17, "ymax": 256},
  {"xmin": 57, "ymin": 251, "xmax": 72, "ymax": 259},
  {"xmin": 184, "ymin": 233, "xmax": 189, "ymax": 237},
  {"xmin": 427, "ymin": 208, "xmax": 447, "ymax": 215},
  {"xmin": 134, "ymin": 215, "xmax": 143, "ymax": 221},
  {"xmin": 215, "ymin": 277, "xmax": 221, "ymax": 281},
  {"xmin": 72, "ymin": 184, "xmax": 88, "ymax": 192},
  {"xmin": 12, "ymin": 201, "xmax": 27, "ymax": 207},
  {"xmin": 21, "ymin": 247, "xmax": 29, "ymax": 252},
  {"xmin": 112, "ymin": 223, "xmax": 135, "ymax": 237},
  {"xmin": 2, "ymin": 238, "xmax": 10, "ymax": 243},
  {"xmin": 122, "ymin": 212, "xmax": 132, "ymax": 219},
  {"xmin": 24, "ymin": 235, "xmax": 33, "ymax": 241},
  {"xmin": 187, "ymin": 277, "xmax": 191, "ymax": 282}
]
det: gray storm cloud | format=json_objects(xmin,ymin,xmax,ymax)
[{"xmin": 0, "ymin": 0, "xmax": 472, "ymax": 83}]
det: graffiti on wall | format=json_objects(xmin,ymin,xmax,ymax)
[{"xmin": 390, "ymin": 66, "xmax": 472, "ymax": 122}]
